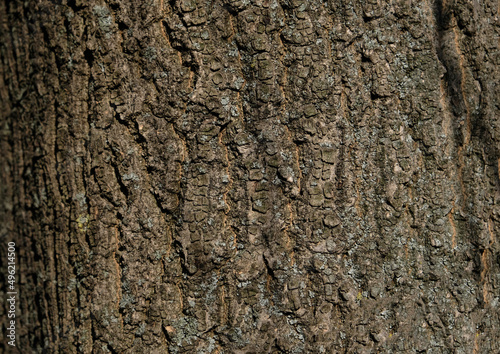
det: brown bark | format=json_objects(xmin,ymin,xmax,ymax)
[{"xmin": 1, "ymin": 0, "xmax": 500, "ymax": 352}]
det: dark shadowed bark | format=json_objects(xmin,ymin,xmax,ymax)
[{"xmin": 1, "ymin": 0, "xmax": 500, "ymax": 352}]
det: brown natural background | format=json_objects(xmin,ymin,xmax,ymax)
[{"xmin": 1, "ymin": 0, "xmax": 500, "ymax": 352}]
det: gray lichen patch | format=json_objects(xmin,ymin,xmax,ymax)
[{"xmin": 93, "ymin": 5, "xmax": 113, "ymax": 36}]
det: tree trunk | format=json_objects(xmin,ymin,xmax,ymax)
[{"xmin": 1, "ymin": 0, "xmax": 500, "ymax": 352}]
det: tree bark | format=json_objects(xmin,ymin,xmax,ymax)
[{"xmin": 1, "ymin": 0, "xmax": 500, "ymax": 352}]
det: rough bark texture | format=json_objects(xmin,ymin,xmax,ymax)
[{"xmin": 1, "ymin": 0, "xmax": 500, "ymax": 352}]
